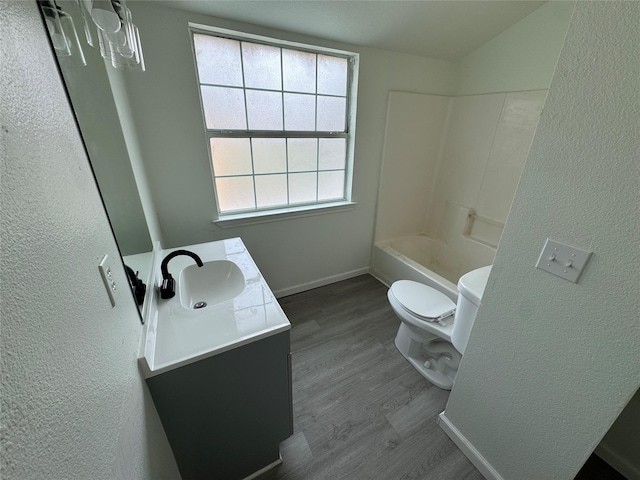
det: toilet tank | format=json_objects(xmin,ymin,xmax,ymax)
[{"xmin": 451, "ymin": 266, "xmax": 492, "ymax": 354}]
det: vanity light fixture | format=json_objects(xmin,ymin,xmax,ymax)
[
  {"xmin": 40, "ymin": 1, "xmax": 86, "ymax": 66},
  {"xmin": 39, "ymin": 0, "xmax": 145, "ymax": 72}
]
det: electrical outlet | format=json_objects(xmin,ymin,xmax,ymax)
[
  {"xmin": 99, "ymin": 254, "xmax": 117, "ymax": 307},
  {"xmin": 536, "ymin": 239, "xmax": 592, "ymax": 283}
]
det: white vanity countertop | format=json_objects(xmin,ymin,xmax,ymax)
[{"xmin": 139, "ymin": 238, "xmax": 290, "ymax": 378}]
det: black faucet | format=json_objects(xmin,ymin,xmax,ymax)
[{"xmin": 160, "ymin": 250, "xmax": 204, "ymax": 299}]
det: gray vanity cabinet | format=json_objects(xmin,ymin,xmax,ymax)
[{"xmin": 146, "ymin": 330, "xmax": 293, "ymax": 480}]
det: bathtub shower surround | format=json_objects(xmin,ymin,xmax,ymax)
[
  {"xmin": 427, "ymin": 91, "xmax": 547, "ymax": 246},
  {"xmin": 372, "ymin": 235, "xmax": 458, "ymax": 299},
  {"xmin": 373, "ymin": 90, "xmax": 546, "ymax": 287},
  {"xmin": 372, "ymin": 234, "xmax": 494, "ymax": 297}
]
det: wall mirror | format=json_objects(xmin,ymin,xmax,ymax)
[
  {"xmin": 40, "ymin": 0, "xmax": 154, "ymax": 323},
  {"xmin": 40, "ymin": 0, "xmax": 573, "ymax": 326}
]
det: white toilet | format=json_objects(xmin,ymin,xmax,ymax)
[{"xmin": 388, "ymin": 265, "xmax": 491, "ymax": 390}]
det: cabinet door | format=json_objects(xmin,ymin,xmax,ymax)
[{"xmin": 147, "ymin": 331, "xmax": 292, "ymax": 479}]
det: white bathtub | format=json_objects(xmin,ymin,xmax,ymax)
[{"xmin": 370, "ymin": 234, "xmax": 495, "ymax": 302}]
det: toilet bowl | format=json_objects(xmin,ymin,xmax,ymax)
[{"xmin": 388, "ymin": 265, "xmax": 491, "ymax": 390}]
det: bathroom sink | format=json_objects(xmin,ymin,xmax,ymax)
[
  {"xmin": 179, "ymin": 260, "xmax": 245, "ymax": 309},
  {"xmin": 139, "ymin": 238, "xmax": 291, "ymax": 378}
]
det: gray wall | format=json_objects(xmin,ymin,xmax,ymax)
[
  {"xmin": 0, "ymin": 2, "xmax": 179, "ymax": 478},
  {"xmin": 443, "ymin": 2, "xmax": 640, "ymax": 479}
]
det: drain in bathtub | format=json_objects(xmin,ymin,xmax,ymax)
[{"xmin": 193, "ymin": 302, "xmax": 207, "ymax": 309}]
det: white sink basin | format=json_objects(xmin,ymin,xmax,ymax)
[
  {"xmin": 140, "ymin": 238, "xmax": 291, "ymax": 378},
  {"xmin": 179, "ymin": 260, "xmax": 245, "ymax": 309}
]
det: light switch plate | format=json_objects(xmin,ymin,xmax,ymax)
[
  {"xmin": 536, "ymin": 239, "xmax": 592, "ymax": 283},
  {"xmin": 99, "ymin": 254, "xmax": 117, "ymax": 307}
]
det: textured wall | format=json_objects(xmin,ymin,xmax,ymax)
[
  {"xmin": 0, "ymin": 2, "xmax": 179, "ymax": 479},
  {"xmin": 444, "ymin": 2, "xmax": 640, "ymax": 479}
]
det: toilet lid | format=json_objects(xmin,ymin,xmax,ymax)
[{"xmin": 391, "ymin": 280, "xmax": 456, "ymax": 320}]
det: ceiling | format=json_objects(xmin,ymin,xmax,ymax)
[{"xmin": 160, "ymin": 1, "xmax": 546, "ymax": 61}]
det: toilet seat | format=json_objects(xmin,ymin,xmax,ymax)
[{"xmin": 390, "ymin": 280, "xmax": 456, "ymax": 322}]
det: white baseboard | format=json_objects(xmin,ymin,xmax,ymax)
[
  {"xmin": 438, "ymin": 412, "xmax": 504, "ymax": 480},
  {"xmin": 243, "ymin": 454, "xmax": 282, "ymax": 480},
  {"xmin": 369, "ymin": 268, "xmax": 392, "ymax": 288},
  {"xmin": 272, "ymin": 267, "xmax": 370, "ymax": 298},
  {"xmin": 596, "ymin": 442, "xmax": 640, "ymax": 480}
]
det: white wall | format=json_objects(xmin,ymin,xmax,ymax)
[
  {"xmin": 455, "ymin": 1, "xmax": 575, "ymax": 96},
  {"xmin": 442, "ymin": 2, "xmax": 640, "ymax": 479},
  {"xmin": 120, "ymin": 2, "xmax": 455, "ymax": 294},
  {"xmin": 0, "ymin": 2, "xmax": 179, "ymax": 479}
]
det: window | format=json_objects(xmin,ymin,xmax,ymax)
[{"xmin": 191, "ymin": 26, "xmax": 358, "ymax": 218}]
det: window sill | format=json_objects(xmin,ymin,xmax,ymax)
[{"xmin": 213, "ymin": 201, "xmax": 357, "ymax": 228}]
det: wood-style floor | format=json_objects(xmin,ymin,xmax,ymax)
[
  {"xmin": 263, "ymin": 274, "xmax": 483, "ymax": 480},
  {"xmin": 259, "ymin": 274, "xmax": 626, "ymax": 480}
]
